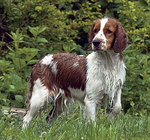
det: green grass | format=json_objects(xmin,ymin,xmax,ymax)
[{"xmin": 0, "ymin": 105, "xmax": 150, "ymax": 140}]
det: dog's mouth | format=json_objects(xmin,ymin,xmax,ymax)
[{"xmin": 87, "ymin": 43, "xmax": 107, "ymax": 51}]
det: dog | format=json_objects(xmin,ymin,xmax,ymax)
[{"xmin": 22, "ymin": 17, "xmax": 128, "ymax": 128}]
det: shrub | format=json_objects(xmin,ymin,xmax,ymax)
[{"xmin": 0, "ymin": 0, "xmax": 150, "ymax": 114}]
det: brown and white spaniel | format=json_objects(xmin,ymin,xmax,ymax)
[{"xmin": 23, "ymin": 18, "xmax": 128, "ymax": 128}]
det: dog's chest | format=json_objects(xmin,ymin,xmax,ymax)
[{"xmin": 85, "ymin": 52, "xmax": 126, "ymax": 99}]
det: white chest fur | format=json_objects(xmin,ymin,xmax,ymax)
[{"xmin": 86, "ymin": 51, "xmax": 126, "ymax": 103}]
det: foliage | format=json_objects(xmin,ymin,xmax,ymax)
[
  {"xmin": 0, "ymin": 0, "xmax": 150, "ymax": 114},
  {"xmin": 118, "ymin": 0, "xmax": 150, "ymax": 114}
]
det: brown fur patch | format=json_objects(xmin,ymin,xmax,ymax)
[
  {"xmin": 28, "ymin": 53, "xmax": 86, "ymax": 101},
  {"xmin": 88, "ymin": 19, "xmax": 101, "ymax": 43}
]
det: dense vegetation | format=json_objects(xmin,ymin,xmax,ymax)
[{"xmin": 0, "ymin": 0, "xmax": 150, "ymax": 138}]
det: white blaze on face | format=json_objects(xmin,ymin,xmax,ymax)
[{"xmin": 93, "ymin": 18, "xmax": 108, "ymax": 50}]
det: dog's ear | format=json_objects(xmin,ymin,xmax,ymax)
[
  {"xmin": 112, "ymin": 22, "xmax": 128, "ymax": 53},
  {"xmin": 88, "ymin": 22, "xmax": 95, "ymax": 51},
  {"xmin": 88, "ymin": 22, "xmax": 95, "ymax": 43}
]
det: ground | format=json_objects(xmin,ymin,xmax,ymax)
[{"xmin": 0, "ymin": 104, "xmax": 149, "ymax": 140}]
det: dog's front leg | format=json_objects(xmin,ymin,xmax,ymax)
[
  {"xmin": 84, "ymin": 95, "xmax": 96, "ymax": 122},
  {"xmin": 109, "ymin": 88, "xmax": 122, "ymax": 118}
]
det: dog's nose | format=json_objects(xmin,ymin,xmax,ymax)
[{"xmin": 93, "ymin": 40, "xmax": 101, "ymax": 47}]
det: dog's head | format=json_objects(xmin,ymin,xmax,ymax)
[{"xmin": 88, "ymin": 18, "xmax": 128, "ymax": 53}]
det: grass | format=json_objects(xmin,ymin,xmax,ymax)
[{"xmin": 0, "ymin": 105, "xmax": 150, "ymax": 140}]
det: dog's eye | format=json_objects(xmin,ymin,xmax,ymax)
[
  {"xmin": 93, "ymin": 29, "xmax": 98, "ymax": 33},
  {"xmin": 106, "ymin": 29, "xmax": 112, "ymax": 34}
]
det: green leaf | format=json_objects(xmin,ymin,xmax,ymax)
[
  {"xmin": 15, "ymin": 95, "xmax": 23, "ymax": 103},
  {"xmin": 37, "ymin": 37, "xmax": 48, "ymax": 43},
  {"xmin": 28, "ymin": 26, "xmax": 47, "ymax": 38},
  {"xmin": 7, "ymin": 46, "xmax": 15, "ymax": 52},
  {"xmin": 27, "ymin": 59, "xmax": 38, "ymax": 65},
  {"xmin": 24, "ymin": 48, "xmax": 39, "ymax": 62},
  {"xmin": 134, "ymin": 37, "xmax": 142, "ymax": 42},
  {"xmin": 8, "ymin": 73, "xmax": 23, "ymax": 91},
  {"xmin": 0, "ymin": 60, "xmax": 11, "ymax": 71},
  {"xmin": 10, "ymin": 85, "xmax": 15, "ymax": 90},
  {"xmin": 28, "ymin": 26, "xmax": 38, "ymax": 37},
  {"xmin": 38, "ymin": 26, "xmax": 47, "ymax": 34},
  {"xmin": 12, "ymin": 58, "xmax": 26, "ymax": 68}
]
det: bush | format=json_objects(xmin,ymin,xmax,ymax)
[
  {"xmin": 0, "ymin": 0, "xmax": 150, "ymax": 114},
  {"xmin": 118, "ymin": 0, "xmax": 150, "ymax": 114}
]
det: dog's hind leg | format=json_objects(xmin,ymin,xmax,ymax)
[
  {"xmin": 22, "ymin": 79, "xmax": 49, "ymax": 129},
  {"xmin": 46, "ymin": 95, "xmax": 68, "ymax": 122}
]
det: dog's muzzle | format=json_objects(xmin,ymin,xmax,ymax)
[{"xmin": 92, "ymin": 40, "xmax": 102, "ymax": 51}]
